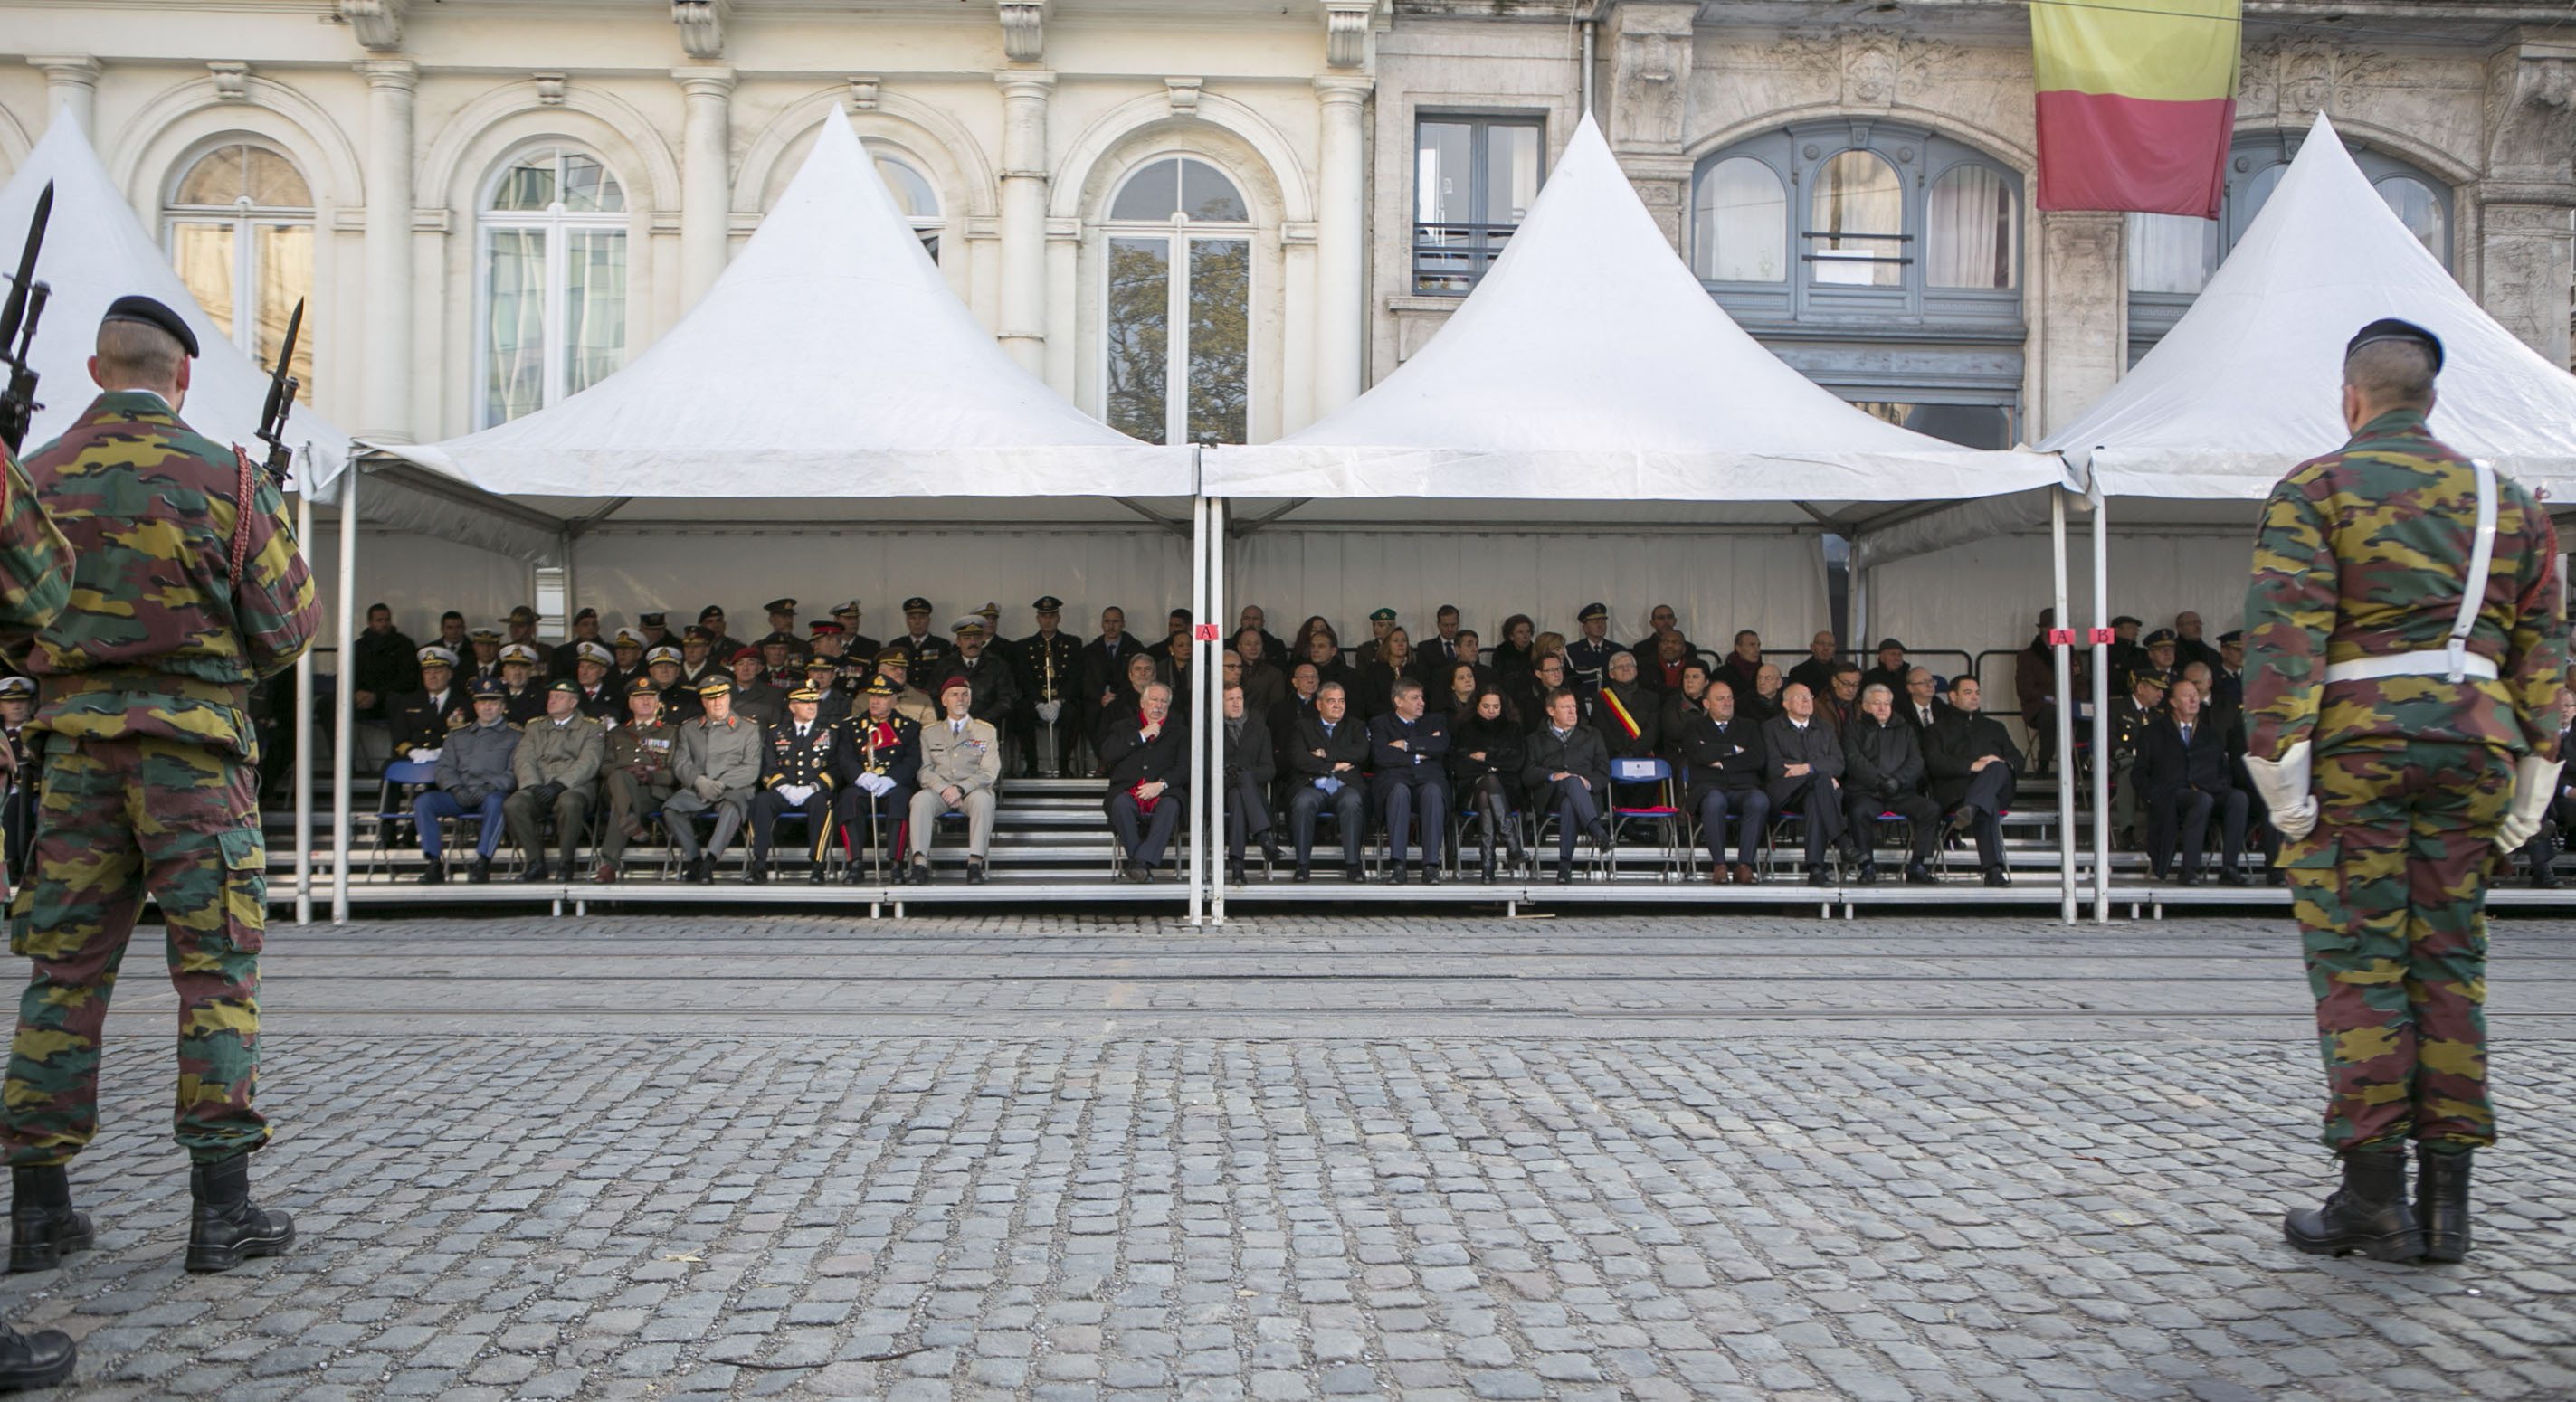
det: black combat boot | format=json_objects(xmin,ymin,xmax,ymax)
[
  {"xmin": 9, "ymin": 1165, "xmax": 90, "ymax": 1273},
  {"xmin": 2285, "ymin": 1148, "xmax": 2424, "ymax": 1262},
  {"xmin": 0, "ymin": 1322, "xmax": 74, "ymax": 1390},
  {"xmin": 2417, "ymin": 1149, "xmax": 2473, "ymax": 1263},
  {"xmin": 185, "ymin": 1152, "xmax": 295, "ymax": 1274}
]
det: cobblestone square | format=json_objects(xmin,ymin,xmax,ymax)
[{"xmin": 2, "ymin": 911, "xmax": 2570, "ymax": 1400}]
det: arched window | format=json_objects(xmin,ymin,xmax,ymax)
[
  {"xmin": 2125, "ymin": 133, "xmax": 2454, "ymax": 361},
  {"xmin": 164, "ymin": 142, "xmax": 314, "ymax": 400},
  {"xmin": 1692, "ymin": 157, "xmax": 1786, "ymax": 283},
  {"xmin": 1810, "ymin": 151, "xmax": 1903, "ymax": 287},
  {"xmin": 1925, "ymin": 165, "xmax": 2017, "ymax": 290},
  {"xmin": 478, "ymin": 146, "xmax": 629, "ymax": 427},
  {"xmin": 873, "ymin": 150, "xmax": 943, "ymax": 261},
  {"xmin": 1100, "ymin": 156, "xmax": 1250, "ymax": 447}
]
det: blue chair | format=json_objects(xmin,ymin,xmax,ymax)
[
  {"xmin": 1609, "ymin": 757, "xmax": 1686, "ymax": 879},
  {"xmin": 368, "ymin": 759, "xmax": 440, "ymax": 874}
]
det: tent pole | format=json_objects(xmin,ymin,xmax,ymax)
[
  {"xmin": 331, "ymin": 470, "xmax": 357, "ymax": 925},
  {"xmin": 1187, "ymin": 492, "xmax": 1207, "ymax": 924},
  {"xmin": 2091, "ymin": 497, "xmax": 2112, "ymax": 924},
  {"xmin": 2051, "ymin": 489, "xmax": 2075, "ymax": 924},
  {"xmin": 294, "ymin": 488, "xmax": 314, "ymax": 927},
  {"xmin": 1209, "ymin": 495, "xmax": 1228, "ymax": 925}
]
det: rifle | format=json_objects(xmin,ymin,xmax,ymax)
[
  {"xmin": 0, "ymin": 183, "xmax": 52, "ymax": 455},
  {"xmin": 253, "ymin": 297, "xmax": 303, "ymax": 486}
]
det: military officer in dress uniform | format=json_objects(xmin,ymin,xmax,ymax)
[
  {"xmin": 636, "ymin": 611, "xmax": 673, "ymax": 654},
  {"xmin": 894, "ymin": 597, "xmax": 947, "ymax": 676},
  {"xmin": 1017, "ymin": 596, "xmax": 1082, "ymax": 778},
  {"xmin": 725, "ymin": 648, "xmax": 785, "ymax": 729},
  {"xmin": 466, "ymin": 628, "xmax": 505, "ymax": 685},
  {"xmin": 645, "ymin": 646, "xmax": 701, "ymax": 724},
  {"xmin": 386, "ymin": 646, "xmax": 470, "ymax": 763},
  {"xmin": 549, "ymin": 607, "xmax": 603, "ymax": 679},
  {"xmin": 756, "ymin": 599, "xmax": 803, "ymax": 655},
  {"xmin": 873, "ymin": 650, "xmax": 940, "ymax": 727},
  {"xmin": 697, "ymin": 605, "xmax": 742, "ymax": 665},
  {"xmin": 501, "ymin": 605, "xmax": 553, "ymax": 676},
  {"xmin": 831, "ymin": 676, "xmax": 919, "ymax": 882},
  {"xmin": 830, "ymin": 601, "xmax": 883, "ymax": 664},
  {"xmin": 807, "ymin": 620, "xmax": 847, "ymax": 668},
  {"xmin": 677, "ymin": 627, "xmax": 720, "ymax": 691},
  {"xmin": 747, "ymin": 686, "xmax": 835, "ymax": 884},
  {"xmin": 1564, "ymin": 603, "xmax": 1617, "ymax": 709},
  {"xmin": 2245, "ymin": 318, "xmax": 2567, "ymax": 1266},
  {"xmin": 803, "ymin": 657, "xmax": 851, "ymax": 725},
  {"xmin": 949, "ymin": 617, "xmax": 1021, "ymax": 734},
  {"xmin": 569, "ymin": 641, "xmax": 623, "ymax": 720},
  {"xmin": 609, "ymin": 630, "xmax": 647, "ymax": 690},
  {"xmin": 498, "ymin": 643, "xmax": 546, "ymax": 725},
  {"xmin": 908, "ymin": 675, "xmax": 1003, "ymax": 885},
  {"xmin": 594, "ymin": 677, "xmax": 676, "ymax": 884}
]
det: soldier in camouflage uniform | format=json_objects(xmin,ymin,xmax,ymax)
[
  {"xmin": 0, "ymin": 297, "xmax": 319, "ymax": 1276},
  {"xmin": 2243, "ymin": 319, "xmax": 2566, "ymax": 1265}
]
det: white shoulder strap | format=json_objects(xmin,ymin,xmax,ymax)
[{"xmin": 2448, "ymin": 458, "xmax": 2499, "ymax": 684}]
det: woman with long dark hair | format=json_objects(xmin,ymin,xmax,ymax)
[
  {"xmin": 1448, "ymin": 687, "xmax": 1527, "ymax": 881},
  {"xmin": 1430, "ymin": 659, "xmax": 1481, "ymax": 720}
]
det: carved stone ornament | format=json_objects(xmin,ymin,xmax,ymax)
[
  {"xmin": 999, "ymin": 2, "xmax": 1047, "ymax": 63},
  {"xmin": 337, "ymin": 0, "xmax": 406, "ymax": 52},
  {"xmin": 2486, "ymin": 46, "xmax": 2576, "ymax": 191},
  {"xmin": 534, "ymin": 71, "xmax": 567, "ymax": 106},
  {"xmin": 848, "ymin": 76, "xmax": 881, "ymax": 112},
  {"xmin": 1323, "ymin": 1, "xmax": 1374, "ymax": 70},
  {"xmin": 207, "ymin": 62, "xmax": 250, "ymax": 102},
  {"xmin": 1841, "ymin": 33, "xmax": 1899, "ymax": 109},
  {"xmin": 672, "ymin": 0, "xmax": 728, "ymax": 60},
  {"xmin": 1165, "ymin": 78, "xmax": 1204, "ymax": 117}
]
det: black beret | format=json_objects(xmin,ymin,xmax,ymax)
[
  {"xmin": 2347, "ymin": 317, "xmax": 2444, "ymax": 374},
  {"xmin": 102, "ymin": 295, "xmax": 197, "ymax": 357}
]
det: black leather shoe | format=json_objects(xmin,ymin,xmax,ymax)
[
  {"xmin": 1387, "ymin": 866, "xmax": 1407, "ymax": 886},
  {"xmin": 1556, "ymin": 867, "xmax": 1572, "ymax": 885},
  {"xmin": 0, "ymin": 1323, "xmax": 74, "ymax": 1390},
  {"xmin": 1226, "ymin": 859, "xmax": 1246, "ymax": 884},
  {"xmin": 1904, "ymin": 863, "xmax": 1937, "ymax": 886},
  {"xmin": 2178, "ymin": 869, "xmax": 2204, "ymax": 886},
  {"xmin": 1345, "ymin": 866, "xmax": 1365, "ymax": 884},
  {"xmin": 1983, "ymin": 867, "xmax": 2010, "ymax": 888},
  {"xmin": 967, "ymin": 858, "xmax": 989, "ymax": 886},
  {"xmin": 2533, "ymin": 866, "xmax": 2563, "ymax": 890},
  {"xmin": 518, "ymin": 860, "xmax": 551, "ymax": 884},
  {"xmin": 10, "ymin": 1166, "xmax": 90, "ymax": 1274},
  {"xmin": 1260, "ymin": 838, "xmax": 1284, "ymax": 866},
  {"xmin": 2418, "ymin": 1149, "xmax": 2471, "ymax": 1263},
  {"xmin": 1807, "ymin": 867, "xmax": 1831, "ymax": 887},
  {"xmin": 745, "ymin": 861, "xmax": 768, "ymax": 885},
  {"xmin": 468, "ymin": 857, "xmax": 491, "ymax": 884},
  {"xmin": 1478, "ymin": 857, "xmax": 1496, "ymax": 884},
  {"xmin": 842, "ymin": 863, "xmax": 868, "ymax": 886},
  {"xmin": 1123, "ymin": 861, "xmax": 1147, "ymax": 884},
  {"xmin": 416, "ymin": 861, "xmax": 444, "ymax": 886},
  {"xmin": 807, "ymin": 866, "xmax": 827, "ymax": 885},
  {"xmin": 2218, "ymin": 868, "xmax": 2252, "ymax": 886},
  {"xmin": 1292, "ymin": 864, "xmax": 1311, "ymax": 883},
  {"xmin": 910, "ymin": 857, "xmax": 934, "ymax": 886},
  {"xmin": 1421, "ymin": 864, "xmax": 1440, "ymax": 886},
  {"xmin": 688, "ymin": 857, "xmax": 713, "ymax": 885},
  {"xmin": 1853, "ymin": 862, "xmax": 1878, "ymax": 885},
  {"xmin": 185, "ymin": 1152, "xmax": 294, "ymax": 1274},
  {"xmin": 2286, "ymin": 1149, "xmax": 2424, "ymax": 1263}
]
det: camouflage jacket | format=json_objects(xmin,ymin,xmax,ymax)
[
  {"xmin": 2244, "ymin": 409, "xmax": 2566, "ymax": 762},
  {"xmin": 13, "ymin": 392, "xmax": 319, "ymax": 759},
  {"xmin": 0, "ymin": 446, "xmax": 73, "ymax": 649}
]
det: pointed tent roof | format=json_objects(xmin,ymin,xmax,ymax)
[
  {"xmin": 1203, "ymin": 115, "xmax": 2060, "ymax": 507},
  {"xmin": 379, "ymin": 115, "xmax": 1185, "ymax": 500},
  {"xmin": 0, "ymin": 110, "xmax": 352, "ymax": 488},
  {"xmin": 2042, "ymin": 113, "xmax": 2576, "ymax": 503}
]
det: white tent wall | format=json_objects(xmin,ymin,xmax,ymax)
[
  {"xmin": 1230, "ymin": 528, "xmax": 1829, "ymax": 652},
  {"xmin": 567, "ymin": 526, "xmax": 1194, "ymax": 640},
  {"xmin": 303, "ymin": 520, "xmax": 535, "ymax": 663}
]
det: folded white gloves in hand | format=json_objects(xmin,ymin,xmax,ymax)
[
  {"xmin": 2243, "ymin": 741, "xmax": 2319, "ymax": 843},
  {"xmin": 2495, "ymin": 755, "xmax": 2565, "ymax": 853},
  {"xmin": 777, "ymin": 783, "xmax": 817, "ymax": 806},
  {"xmin": 858, "ymin": 772, "xmax": 895, "ymax": 798}
]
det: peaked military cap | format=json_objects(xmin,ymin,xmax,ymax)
[
  {"xmin": 681, "ymin": 626, "xmax": 713, "ymax": 645},
  {"xmin": 975, "ymin": 602, "xmax": 1001, "ymax": 619},
  {"xmin": 1032, "ymin": 596, "xmax": 1063, "ymax": 612},
  {"xmin": 547, "ymin": 677, "xmax": 581, "ymax": 696},
  {"xmin": 803, "ymin": 655, "xmax": 838, "ymax": 672},
  {"xmin": 574, "ymin": 640, "xmax": 613, "ymax": 665},
  {"xmin": 862, "ymin": 674, "xmax": 902, "ymax": 696},
  {"xmin": 952, "ymin": 617, "xmax": 989, "ymax": 637},
  {"xmin": 469, "ymin": 628, "xmax": 503, "ymax": 644},
  {"xmin": 1577, "ymin": 602, "xmax": 1608, "ymax": 622},
  {"xmin": 809, "ymin": 620, "xmax": 844, "ymax": 637},
  {"xmin": 2218, "ymin": 629, "xmax": 2244, "ymax": 645},
  {"xmin": 416, "ymin": 645, "xmax": 458, "ymax": 668},
  {"xmin": 2347, "ymin": 317, "xmax": 2444, "ymax": 374},
  {"xmin": 902, "ymin": 596, "xmax": 934, "ymax": 613},
  {"xmin": 875, "ymin": 648, "xmax": 909, "ymax": 666},
  {"xmin": 697, "ymin": 676, "xmax": 734, "ymax": 697},
  {"xmin": 765, "ymin": 598, "xmax": 797, "ymax": 615},
  {"xmin": 469, "ymin": 677, "xmax": 508, "ymax": 698},
  {"xmin": 625, "ymin": 675, "xmax": 662, "ymax": 696},
  {"xmin": 612, "ymin": 630, "xmax": 645, "ymax": 649},
  {"xmin": 2134, "ymin": 668, "xmax": 2171, "ymax": 690},
  {"xmin": 638, "ymin": 611, "xmax": 668, "ymax": 628},
  {"xmin": 2143, "ymin": 628, "xmax": 2179, "ymax": 648},
  {"xmin": 499, "ymin": 643, "xmax": 540, "ymax": 665},
  {"xmin": 644, "ymin": 646, "xmax": 683, "ymax": 666},
  {"xmin": 572, "ymin": 607, "xmax": 598, "ymax": 623},
  {"xmin": 788, "ymin": 686, "xmax": 824, "ymax": 704},
  {"xmin": 103, "ymin": 295, "xmax": 199, "ymax": 356},
  {"xmin": 699, "ymin": 605, "xmax": 727, "ymax": 620},
  {"xmin": 832, "ymin": 600, "xmax": 864, "ymax": 617},
  {"xmin": 0, "ymin": 675, "xmax": 33, "ymax": 698}
]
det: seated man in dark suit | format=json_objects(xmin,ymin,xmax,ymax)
[
  {"xmin": 1368, "ymin": 678, "xmax": 1451, "ymax": 884},
  {"xmin": 1761, "ymin": 683, "xmax": 1848, "ymax": 886},
  {"xmin": 1925, "ymin": 676, "xmax": 2020, "ymax": 887},
  {"xmin": 1676, "ymin": 682, "xmax": 1768, "ymax": 885},
  {"xmin": 2136, "ymin": 676, "xmax": 2250, "ymax": 885},
  {"xmin": 1220, "ymin": 681, "xmax": 1279, "ymax": 882},
  {"xmin": 1520, "ymin": 688, "xmax": 1611, "ymax": 885},
  {"xmin": 1286, "ymin": 681, "xmax": 1370, "ymax": 883},
  {"xmin": 1098, "ymin": 681, "xmax": 1189, "ymax": 882},
  {"xmin": 1841, "ymin": 684, "xmax": 1939, "ymax": 885}
]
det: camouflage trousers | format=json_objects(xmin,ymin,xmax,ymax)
[
  {"xmin": 2284, "ymin": 736, "xmax": 2510, "ymax": 1154},
  {"xmin": 2, "ymin": 734, "xmax": 266, "ymax": 1165}
]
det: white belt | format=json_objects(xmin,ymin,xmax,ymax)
[{"xmin": 2323, "ymin": 650, "xmax": 2499, "ymax": 684}]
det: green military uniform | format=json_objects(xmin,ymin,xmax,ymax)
[
  {"xmin": 2244, "ymin": 407, "xmax": 2565, "ymax": 1157},
  {"xmin": 0, "ymin": 391, "xmax": 318, "ymax": 1165}
]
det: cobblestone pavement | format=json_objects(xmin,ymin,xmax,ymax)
[{"xmin": 4, "ymin": 914, "xmax": 2571, "ymax": 1400}]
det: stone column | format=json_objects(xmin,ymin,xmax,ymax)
[
  {"xmin": 24, "ymin": 56, "xmax": 100, "ymax": 137},
  {"xmin": 2032, "ymin": 210, "xmax": 2125, "ymax": 441},
  {"xmin": 2481, "ymin": 38, "xmax": 2576, "ymax": 366},
  {"xmin": 356, "ymin": 59, "xmax": 417, "ymax": 444},
  {"xmin": 1603, "ymin": 3, "xmax": 1697, "ymax": 251},
  {"xmin": 1312, "ymin": 76, "xmax": 1372, "ymax": 416},
  {"xmin": 995, "ymin": 71, "xmax": 1055, "ymax": 374},
  {"xmin": 676, "ymin": 67, "xmax": 737, "ymax": 312}
]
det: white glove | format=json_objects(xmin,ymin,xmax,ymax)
[
  {"xmin": 2494, "ymin": 754, "xmax": 2565, "ymax": 853},
  {"xmin": 859, "ymin": 772, "xmax": 894, "ymax": 798},
  {"xmin": 1037, "ymin": 701, "xmax": 1062, "ymax": 724},
  {"xmin": 691, "ymin": 775, "xmax": 724, "ymax": 801},
  {"xmin": 777, "ymin": 783, "xmax": 816, "ymax": 806},
  {"xmin": 2242, "ymin": 740, "xmax": 2319, "ymax": 843}
]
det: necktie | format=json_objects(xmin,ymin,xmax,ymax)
[{"xmin": 2182, "ymin": 725, "xmax": 2193, "ymax": 744}]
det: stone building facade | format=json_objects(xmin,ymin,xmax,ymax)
[{"xmin": 0, "ymin": 0, "xmax": 2567, "ymax": 456}]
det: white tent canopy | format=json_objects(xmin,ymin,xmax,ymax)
[
  {"xmin": 374, "ymin": 114, "xmax": 1186, "ymax": 511},
  {"xmin": 1203, "ymin": 115, "xmax": 2064, "ymax": 513},
  {"xmin": 2042, "ymin": 112, "xmax": 2576, "ymax": 506},
  {"xmin": 0, "ymin": 111, "xmax": 352, "ymax": 489}
]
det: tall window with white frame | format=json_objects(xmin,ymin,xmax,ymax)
[
  {"xmin": 164, "ymin": 142, "xmax": 314, "ymax": 401},
  {"xmin": 871, "ymin": 149, "xmax": 944, "ymax": 262},
  {"xmin": 1100, "ymin": 155, "xmax": 1250, "ymax": 446},
  {"xmin": 1412, "ymin": 116, "xmax": 1542, "ymax": 295},
  {"xmin": 478, "ymin": 147, "xmax": 629, "ymax": 428}
]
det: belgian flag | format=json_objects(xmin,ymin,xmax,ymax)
[{"xmin": 2031, "ymin": 0, "xmax": 2242, "ymax": 218}]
